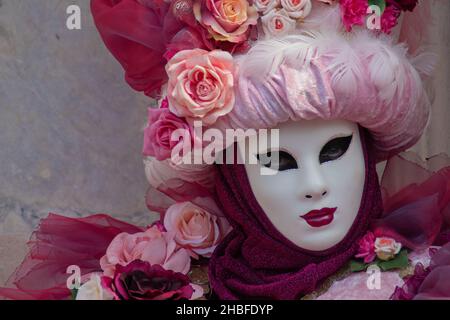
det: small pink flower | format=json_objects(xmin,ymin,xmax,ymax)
[
  {"xmin": 166, "ymin": 48, "xmax": 235, "ymax": 125},
  {"xmin": 164, "ymin": 202, "xmax": 230, "ymax": 258},
  {"xmin": 375, "ymin": 237, "xmax": 402, "ymax": 261},
  {"xmin": 339, "ymin": 0, "xmax": 368, "ymax": 32},
  {"xmin": 100, "ymin": 225, "xmax": 191, "ymax": 278},
  {"xmin": 193, "ymin": 0, "xmax": 259, "ymax": 44},
  {"xmin": 355, "ymin": 231, "xmax": 376, "ymax": 263},
  {"xmin": 142, "ymin": 106, "xmax": 193, "ymax": 161}
]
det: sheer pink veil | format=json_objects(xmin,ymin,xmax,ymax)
[
  {"xmin": 0, "ymin": 214, "xmax": 143, "ymax": 300},
  {"xmin": 374, "ymin": 153, "xmax": 450, "ymax": 250},
  {"xmin": 91, "ymin": 0, "xmax": 207, "ymax": 98}
]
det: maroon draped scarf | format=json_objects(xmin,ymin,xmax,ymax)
[{"xmin": 209, "ymin": 128, "xmax": 383, "ymax": 299}]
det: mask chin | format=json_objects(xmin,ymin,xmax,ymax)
[{"xmin": 239, "ymin": 119, "xmax": 367, "ymax": 251}]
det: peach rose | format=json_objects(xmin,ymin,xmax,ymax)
[
  {"xmin": 280, "ymin": 0, "xmax": 312, "ymax": 19},
  {"xmin": 193, "ymin": 0, "xmax": 258, "ymax": 43},
  {"xmin": 164, "ymin": 202, "xmax": 230, "ymax": 258},
  {"xmin": 100, "ymin": 225, "xmax": 191, "ymax": 277},
  {"xmin": 166, "ymin": 48, "xmax": 235, "ymax": 125},
  {"xmin": 261, "ymin": 8, "xmax": 297, "ymax": 38},
  {"xmin": 374, "ymin": 237, "xmax": 402, "ymax": 261}
]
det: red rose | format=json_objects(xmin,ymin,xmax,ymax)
[{"xmin": 102, "ymin": 260, "xmax": 196, "ymax": 300}]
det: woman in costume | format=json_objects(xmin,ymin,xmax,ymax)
[{"xmin": 0, "ymin": 0, "xmax": 449, "ymax": 300}]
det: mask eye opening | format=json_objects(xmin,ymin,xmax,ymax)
[
  {"xmin": 256, "ymin": 150, "xmax": 298, "ymax": 171},
  {"xmin": 319, "ymin": 134, "xmax": 353, "ymax": 164}
]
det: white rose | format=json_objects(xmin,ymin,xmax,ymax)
[
  {"xmin": 280, "ymin": 0, "xmax": 312, "ymax": 19},
  {"xmin": 76, "ymin": 274, "xmax": 114, "ymax": 300},
  {"xmin": 261, "ymin": 9, "xmax": 297, "ymax": 38},
  {"xmin": 374, "ymin": 237, "xmax": 402, "ymax": 261},
  {"xmin": 254, "ymin": 0, "xmax": 281, "ymax": 14}
]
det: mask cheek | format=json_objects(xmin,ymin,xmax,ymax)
[{"xmin": 324, "ymin": 152, "xmax": 365, "ymax": 228}]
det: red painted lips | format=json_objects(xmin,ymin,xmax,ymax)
[{"xmin": 300, "ymin": 207, "xmax": 337, "ymax": 228}]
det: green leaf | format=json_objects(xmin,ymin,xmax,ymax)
[
  {"xmin": 70, "ymin": 288, "xmax": 79, "ymax": 300},
  {"xmin": 377, "ymin": 249, "xmax": 409, "ymax": 271},
  {"xmin": 349, "ymin": 260, "xmax": 368, "ymax": 272},
  {"xmin": 368, "ymin": 0, "xmax": 386, "ymax": 13}
]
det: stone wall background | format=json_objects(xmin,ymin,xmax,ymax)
[{"xmin": 0, "ymin": 0, "xmax": 154, "ymax": 284}]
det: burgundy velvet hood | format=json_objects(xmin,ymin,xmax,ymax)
[{"xmin": 209, "ymin": 128, "xmax": 383, "ymax": 299}]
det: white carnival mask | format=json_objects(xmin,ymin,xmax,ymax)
[{"xmin": 237, "ymin": 119, "xmax": 366, "ymax": 251}]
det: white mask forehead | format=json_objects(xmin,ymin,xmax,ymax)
[{"xmin": 238, "ymin": 119, "xmax": 366, "ymax": 251}]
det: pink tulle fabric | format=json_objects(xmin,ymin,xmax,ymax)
[
  {"xmin": 376, "ymin": 153, "xmax": 450, "ymax": 300},
  {"xmin": 415, "ymin": 243, "xmax": 450, "ymax": 299},
  {"xmin": 91, "ymin": 0, "xmax": 207, "ymax": 98},
  {"xmin": 144, "ymin": 158, "xmax": 224, "ymax": 217},
  {"xmin": 391, "ymin": 243, "xmax": 450, "ymax": 300},
  {"xmin": 0, "ymin": 214, "xmax": 143, "ymax": 300},
  {"xmin": 373, "ymin": 153, "xmax": 450, "ymax": 250}
]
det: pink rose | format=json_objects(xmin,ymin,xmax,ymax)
[
  {"xmin": 339, "ymin": 0, "xmax": 368, "ymax": 32},
  {"xmin": 254, "ymin": 0, "xmax": 280, "ymax": 14},
  {"xmin": 261, "ymin": 9, "xmax": 297, "ymax": 38},
  {"xmin": 166, "ymin": 48, "xmax": 235, "ymax": 125},
  {"xmin": 142, "ymin": 106, "xmax": 193, "ymax": 161},
  {"xmin": 100, "ymin": 225, "xmax": 191, "ymax": 277},
  {"xmin": 193, "ymin": 0, "xmax": 258, "ymax": 43},
  {"xmin": 355, "ymin": 231, "xmax": 376, "ymax": 263},
  {"xmin": 280, "ymin": 0, "xmax": 312, "ymax": 19},
  {"xmin": 164, "ymin": 202, "xmax": 230, "ymax": 258},
  {"xmin": 374, "ymin": 237, "xmax": 402, "ymax": 261}
]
